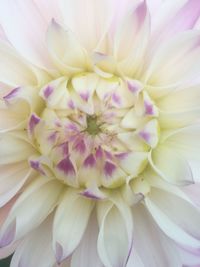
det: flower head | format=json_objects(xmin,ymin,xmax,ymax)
[{"xmin": 1, "ymin": 0, "xmax": 200, "ymax": 266}]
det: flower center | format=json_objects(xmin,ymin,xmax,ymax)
[
  {"xmin": 86, "ymin": 115, "xmax": 101, "ymax": 135},
  {"xmin": 26, "ymin": 72, "xmax": 160, "ymax": 197}
]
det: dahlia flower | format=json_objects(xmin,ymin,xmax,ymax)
[{"xmin": 1, "ymin": 0, "xmax": 200, "ymax": 266}]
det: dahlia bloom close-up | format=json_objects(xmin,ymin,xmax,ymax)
[{"xmin": 1, "ymin": 0, "xmax": 200, "ymax": 266}]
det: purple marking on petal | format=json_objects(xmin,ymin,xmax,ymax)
[
  {"xmin": 144, "ymin": 101, "xmax": 154, "ymax": 115},
  {"xmin": 67, "ymin": 123, "xmax": 78, "ymax": 131},
  {"xmin": 80, "ymin": 92, "xmax": 89, "ymax": 101},
  {"xmin": 28, "ymin": 114, "xmax": 40, "ymax": 135},
  {"xmin": 0, "ymin": 220, "xmax": 16, "ymax": 247},
  {"xmin": 3, "ymin": 87, "xmax": 20, "ymax": 101},
  {"xmin": 58, "ymin": 142, "xmax": 69, "ymax": 156},
  {"xmin": 55, "ymin": 242, "xmax": 63, "ymax": 264},
  {"xmin": 104, "ymin": 161, "xmax": 116, "ymax": 177},
  {"xmin": 139, "ymin": 131, "xmax": 150, "ymax": 143},
  {"xmin": 43, "ymin": 85, "xmax": 53, "ymax": 99},
  {"xmin": 68, "ymin": 99, "xmax": 75, "ymax": 109},
  {"xmin": 48, "ymin": 132, "xmax": 58, "ymax": 143},
  {"xmin": 81, "ymin": 190, "xmax": 101, "ymax": 200},
  {"xmin": 127, "ymin": 81, "xmax": 139, "ymax": 93},
  {"xmin": 115, "ymin": 152, "xmax": 128, "ymax": 160},
  {"xmin": 95, "ymin": 146, "xmax": 103, "ymax": 159},
  {"xmin": 105, "ymin": 150, "xmax": 113, "ymax": 160},
  {"xmin": 74, "ymin": 140, "xmax": 86, "ymax": 154},
  {"xmin": 112, "ymin": 93, "xmax": 121, "ymax": 105},
  {"xmin": 136, "ymin": 0, "xmax": 147, "ymax": 24},
  {"xmin": 57, "ymin": 157, "xmax": 75, "ymax": 176},
  {"xmin": 84, "ymin": 154, "xmax": 96, "ymax": 168},
  {"xmin": 29, "ymin": 160, "xmax": 46, "ymax": 175}
]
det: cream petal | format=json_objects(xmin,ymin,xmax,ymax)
[
  {"xmin": 10, "ymin": 216, "xmax": 55, "ymax": 267},
  {"xmin": 118, "ymin": 151, "xmax": 148, "ymax": 177},
  {"xmin": 183, "ymin": 183, "xmax": 200, "ymax": 207},
  {"xmin": 150, "ymin": 145, "xmax": 194, "ymax": 185},
  {"xmin": 114, "ymin": 1, "xmax": 150, "ymax": 77},
  {"xmin": 0, "ymin": 177, "xmax": 62, "ymax": 246},
  {"xmin": 138, "ymin": 119, "xmax": 159, "ymax": 148},
  {"xmin": 1, "ymin": 86, "xmax": 43, "ymax": 132},
  {"xmin": 53, "ymin": 189, "xmax": 93, "ymax": 264},
  {"xmin": 60, "ymin": 0, "xmax": 115, "ymax": 51},
  {"xmin": 131, "ymin": 204, "xmax": 181, "ymax": 267},
  {"xmin": 46, "ymin": 20, "xmax": 88, "ymax": 74},
  {"xmin": 0, "ymin": 0, "xmax": 53, "ymax": 69},
  {"xmin": 0, "ymin": 41, "xmax": 37, "ymax": 87},
  {"xmin": 145, "ymin": 188, "xmax": 200, "ymax": 249},
  {"xmin": 151, "ymin": 0, "xmax": 200, "ymax": 44},
  {"xmin": 33, "ymin": 0, "xmax": 61, "ymax": 23},
  {"xmin": 126, "ymin": 249, "xmax": 145, "ymax": 267},
  {"xmin": 159, "ymin": 109, "xmax": 200, "ymax": 129},
  {"xmin": 144, "ymin": 170, "xmax": 194, "ymax": 203},
  {"xmin": 71, "ymin": 212, "xmax": 103, "ymax": 267},
  {"xmin": 157, "ymin": 85, "xmax": 200, "ymax": 112},
  {"xmin": 161, "ymin": 124, "xmax": 200, "ymax": 161},
  {"xmin": 0, "ymin": 134, "xmax": 36, "ymax": 164},
  {"xmin": 0, "ymin": 162, "xmax": 31, "ymax": 207},
  {"xmin": 145, "ymin": 32, "xmax": 200, "ymax": 88},
  {"xmin": 97, "ymin": 194, "xmax": 133, "ymax": 267}
]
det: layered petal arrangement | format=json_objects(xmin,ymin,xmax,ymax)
[{"xmin": 1, "ymin": 0, "xmax": 200, "ymax": 266}]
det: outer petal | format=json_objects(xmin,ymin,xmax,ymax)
[
  {"xmin": 0, "ymin": 177, "xmax": 63, "ymax": 247},
  {"xmin": 131, "ymin": 204, "xmax": 181, "ymax": 267},
  {"xmin": 0, "ymin": 0, "xmax": 53, "ymax": 69},
  {"xmin": 151, "ymin": 0, "xmax": 200, "ymax": 44},
  {"xmin": 71, "ymin": 212, "xmax": 103, "ymax": 267},
  {"xmin": 160, "ymin": 125, "xmax": 200, "ymax": 183},
  {"xmin": 33, "ymin": 0, "xmax": 61, "ymax": 23},
  {"xmin": 10, "ymin": 216, "xmax": 55, "ymax": 267},
  {"xmin": 145, "ymin": 188, "xmax": 200, "ymax": 250},
  {"xmin": 60, "ymin": 0, "xmax": 115, "ymax": 51},
  {"xmin": 145, "ymin": 32, "xmax": 200, "ymax": 89},
  {"xmin": 0, "ymin": 162, "xmax": 31, "ymax": 207},
  {"xmin": 0, "ymin": 41, "xmax": 37, "ymax": 87},
  {"xmin": 114, "ymin": 1, "xmax": 150, "ymax": 77},
  {"xmin": 150, "ymin": 145, "xmax": 193, "ymax": 185},
  {"xmin": 97, "ymin": 193, "xmax": 133, "ymax": 267},
  {"xmin": 0, "ymin": 134, "xmax": 35, "ymax": 165},
  {"xmin": 46, "ymin": 20, "xmax": 88, "ymax": 75},
  {"xmin": 53, "ymin": 189, "xmax": 93, "ymax": 264}
]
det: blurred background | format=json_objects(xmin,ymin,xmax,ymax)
[{"xmin": 0, "ymin": 256, "xmax": 12, "ymax": 266}]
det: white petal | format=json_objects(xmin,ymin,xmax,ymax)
[
  {"xmin": 0, "ymin": 162, "xmax": 31, "ymax": 207},
  {"xmin": 53, "ymin": 190, "xmax": 93, "ymax": 264},
  {"xmin": 0, "ymin": 177, "xmax": 63, "ymax": 246},
  {"xmin": 157, "ymin": 85, "xmax": 200, "ymax": 112},
  {"xmin": 151, "ymin": 0, "xmax": 200, "ymax": 44},
  {"xmin": 33, "ymin": 0, "xmax": 61, "ymax": 23},
  {"xmin": 97, "ymin": 194, "xmax": 133, "ymax": 267},
  {"xmin": 159, "ymin": 109, "xmax": 200, "ymax": 129},
  {"xmin": 119, "ymin": 152, "xmax": 148, "ymax": 177},
  {"xmin": 46, "ymin": 20, "xmax": 87, "ymax": 74},
  {"xmin": 0, "ymin": 41, "xmax": 37, "ymax": 87},
  {"xmin": 0, "ymin": 134, "xmax": 35, "ymax": 164},
  {"xmin": 60, "ymin": 0, "xmax": 115, "ymax": 51},
  {"xmin": 150, "ymin": 145, "xmax": 193, "ymax": 185},
  {"xmin": 11, "ymin": 216, "xmax": 55, "ymax": 267},
  {"xmin": 131, "ymin": 204, "xmax": 181, "ymax": 267},
  {"xmin": 145, "ymin": 32, "xmax": 200, "ymax": 88},
  {"xmin": 114, "ymin": 1, "xmax": 150, "ymax": 77},
  {"xmin": 145, "ymin": 188, "xmax": 200, "ymax": 249},
  {"xmin": 0, "ymin": 0, "xmax": 53, "ymax": 69},
  {"xmin": 71, "ymin": 212, "xmax": 103, "ymax": 267}
]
